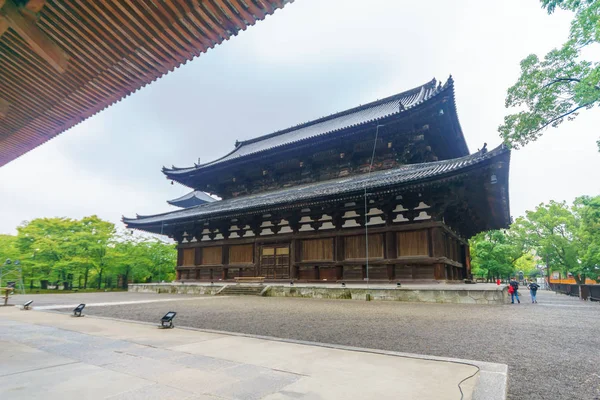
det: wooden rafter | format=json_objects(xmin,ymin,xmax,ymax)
[
  {"xmin": 0, "ymin": 0, "xmax": 290, "ymax": 167},
  {"xmin": 0, "ymin": 0, "xmax": 68, "ymax": 73}
]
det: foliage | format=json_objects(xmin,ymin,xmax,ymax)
[
  {"xmin": 0, "ymin": 216, "xmax": 177, "ymax": 291},
  {"xmin": 470, "ymin": 230, "xmax": 525, "ymax": 279},
  {"xmin": 514, "ymin": 252, "xmax": 539, "ymax": 276},
  {"xmin": 499, "ymin": 0, "xmax": 600, "ymax": 150},
  {"xmin": 510, "ymin": 196, "xmax": 600, "ymax": 283}
]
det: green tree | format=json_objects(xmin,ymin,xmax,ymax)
[
  {"xmin": 499, "ymin": 0, "xmax": 600, "ymax": 150},
  {"xmin": 16, "ymin": 218, "xmax": 81, "ymax": 287},
  {"xmin": 0, "ymin": 234, "xmax": 20, "ymax": 262},
  {"xmin": 574, "ymin": 195, "xmax": 600, "ymax": 280},
  {"xmin": 470, "ymin": 230, "xmax": 525, "ymax": 281},
  {"xmin": 512, "ymin": 197, "xmax": 600, "ymax": 284}
]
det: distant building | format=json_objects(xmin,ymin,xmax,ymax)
[{"xmin": 124, "ymin": 78, "xmax": 511, "ymax": 282}]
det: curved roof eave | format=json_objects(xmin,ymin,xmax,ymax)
[{"xmin": 126, "ymin": 144, "xmax": 510, "ymax": 229}]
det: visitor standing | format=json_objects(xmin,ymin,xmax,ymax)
[
  {"xmin": 528, "ymin": 281, "xmax": 540, "ymax": 303},
  {"xmin": 510, "ymin": 278, "xmax": 520, "ymax": 304}
]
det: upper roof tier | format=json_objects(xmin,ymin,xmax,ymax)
[{"xmin": 163, "ymin": 77, "xmax": 468, "ymax": 185}]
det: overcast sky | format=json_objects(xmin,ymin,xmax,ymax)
[{"xmin": 1, "ymin": 0, "xmax": 599, "ymax": 235}]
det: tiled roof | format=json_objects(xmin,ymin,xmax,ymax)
[
  {"xmin": 167, "ymin": 191, "xmax": 216, "ymax": 208},
  {"xmin": 126, "ymin": 145, "xmax": 509, "ymax": 227},
  {"xmin": 164, "ymin": 78, "xmax": 452, "ymax": 176}
]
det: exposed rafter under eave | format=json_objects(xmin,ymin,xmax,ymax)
[{"xmin": 0, "ymin": 0, "xmax": 293, "ymax": 167}]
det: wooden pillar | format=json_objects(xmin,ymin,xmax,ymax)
[
  {"xmin": 176, "ymin": 270, "xmax": 181, "ymax": 280},
  {"xmin": 335, "ymin": 235, "xmax": 345, "ymax": 280},
  {"xmin": 290, "ymin": 239, "xmax": 297, "ymax": 279},
  {"xmin": 385, "ymin": 231, "xmax": 396, "ymax": 280},
  {"xmin": 177, "ymin": 248, "xmax": 183, "ymax": 266},
  {"xmin": 427, "ymin": 228, "xmax": 433, "ymax": 257},
  {"xmin": 465, "ymin": 244, "xmax": 472, "ymax": 278},
  {"xmin": 222, "ymin": 244, "xmax": 229, "ymax": 266},
  {"xmin": 195, "ymin": 247, "xmax": 202, "ymax": 266}
]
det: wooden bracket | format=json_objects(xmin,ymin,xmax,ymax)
[
  {"xmin": 0, "ymin": 97, "xmax": 9, "ymax": 118},
  {"xmin": 0, "ymin": 0, "xmax": 69, "ymax": 73}
]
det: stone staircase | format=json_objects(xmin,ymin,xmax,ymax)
[{"xmin": 217, "ymin": 285, "xmax": 265, "ymax": 296}]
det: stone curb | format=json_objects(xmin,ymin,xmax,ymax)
[{"xmin": 36, "ymin": 309, "xmax": 507, "ymax": 400}]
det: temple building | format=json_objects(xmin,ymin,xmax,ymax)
[{"xmin": 124, "ymin": 77, "xmax": 511, "ymax": 282}]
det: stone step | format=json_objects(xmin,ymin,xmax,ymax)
[{"xmin": 218, "ymin": 285, "xmax": 265, "ymax": 296}]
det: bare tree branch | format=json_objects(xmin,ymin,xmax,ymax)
[{"xmin": 542, "ymin": 77, "xmax": 581, "ymax": 89}]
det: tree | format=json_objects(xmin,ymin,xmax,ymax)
[
  {"xmin": 0, "ymin": 234, "xmax": 20, "ymax": 262},
  {"xmin": 512, "ymin": 197, "xmax": 600, "ymax": 284},
  {"xmin": 499, "ymin": 0, "xmax": 600, "ymax": 150},
  {"xmin": 574, "ymin": 195, "xmax": 600, "ymax": 280},
  {"xmin": 470, "ymin": 230, "xmax": 525, "ymax": 281},
  {"xmin": 16, "ymin": 218, "xmax": 81, "ymax": 287}
]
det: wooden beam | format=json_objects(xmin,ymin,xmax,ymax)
[
  {"xmin": 0, "ymin": 15, "xmax": 8, "ymax": 36},
  {"xmin": 0, "ymin": 0, "xmax": 68, "ymax": 73},
  {"xmin": 0, "ymin": 97, "xmax": 10, "ymax": 118}
]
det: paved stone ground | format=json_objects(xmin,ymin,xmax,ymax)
[
  {"xmin": 0, "ymin": 307, "xmax": 492, "ymax": 400},
  {"xmin": 10, "ymin": 292, "xmax": 204, "ymax": 307},
  {"xmin": 55, "ymin": 289, "xmax": 600, "ymax": 400}
]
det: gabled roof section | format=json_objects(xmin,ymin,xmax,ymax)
[
  {"xmin": 127, "ymin": 144, "xmax": 510, "ymax": 230},
  {"xmin": 164, "ymin": 77, "xmax": 459, "ymax": 177},
  {"xmin": 168, "ymin": 191, "xmax": 217, "ymax": 208}
]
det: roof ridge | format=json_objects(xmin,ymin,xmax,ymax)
[{"xmin": 237, "ymin": 78, "xmax": 438, "ymax": 147}]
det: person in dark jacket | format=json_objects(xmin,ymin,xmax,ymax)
[
  {"xmin": 528, "ymin": 281, "xmax": 540, "ymax": 303},
  {"xmin": 509, "ymin": 278, "xmax": 520, "ymax": 304}
]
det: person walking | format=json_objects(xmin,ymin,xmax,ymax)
[
  {"xmin": 528, "ymin": 280, "xmax": 540, "ymax": 303},
  {"xmin": 509, "ymin": 278, "xmax": 520, "ymax": 304}
]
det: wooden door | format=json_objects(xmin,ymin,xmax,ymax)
[{"xmin": 261, "ymin": 245, "xmax": 290, "ymax": 279}]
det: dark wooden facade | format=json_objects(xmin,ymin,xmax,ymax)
[
  {"xmin": 175, "ymin": 221, "xmax": 469, "ymax": 283},
  {"xmin": 124, "ymin": 78, "xmax": 511, "ymax": 282}
]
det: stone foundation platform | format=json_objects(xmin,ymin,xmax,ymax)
[{"xmin": 129, "ymin": 282, "xmax": 509, "ymax": 305}]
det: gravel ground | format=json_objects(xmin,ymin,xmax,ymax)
[{"xmin": 64, "ymin": 290, "xmax": 599, "ymax": 400}]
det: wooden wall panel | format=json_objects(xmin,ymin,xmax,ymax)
[
  {"xmin": 298, "ymin": 266, "xmax": 318, "ymax": 280},
  {"xmin": 301, "ymin": 239, "xmax": 334, "ymax": 261},
  {"xmin": 344, "ymin": 234, "xmax": 384, "ymax": 259},
  {"xmin": 202, "ymin": 246, "xmax": 223, "ymax": 265},
  {"xmin": 395, "ymin": 265, "xmax": 413, "ymax": 280},
  {"xmin": 343, "ymin": 265, "xmax": 364, "ymax": 280},
  {"xmin": 199, "ymin": 268, "xmax": 211, "ymax": 280},
  {"xmin": 227, "ymin": 268, "xmax": 240, "ymax": 279},
  {"xmin": 368, "ymin": 266, "xmax": 388, "ymax": 280},
  {"xmin": 182, "ymin": 248, "xmax": 195, "ymax": 266},
  {"xmin": 432, "ymin": 228, "xmax": 445, "ymax": 257},
  {"xmin": 239, "ymin": 267, "xmax": 256, "ymax": 277},
  {"xmin": 414, "ymin": 265, "xmax": 435, "ymax": 280},
  {"xmin": 397, "ymin": 231, "xmax": 429, "ymax": 256},
  {"xmin": 229, "ymin": 244, "xmax": 253, "ymax": 264},
  {"xmin": 319, "ymin": 267, "xmax": 339, "ymax": 281}
]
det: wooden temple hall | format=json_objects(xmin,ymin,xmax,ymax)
[{"xmin": 124, "ymin": 78, "xmax": 511, "ymax": 283}]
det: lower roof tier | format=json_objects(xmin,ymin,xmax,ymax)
[{"xmin": 124, "ymin": 145, "xmax": 511, "ymax": 239}]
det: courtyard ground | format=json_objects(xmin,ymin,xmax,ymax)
[{"xmin": 12, "ymin": 289, "xmax": 600, "ymax": 400}]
